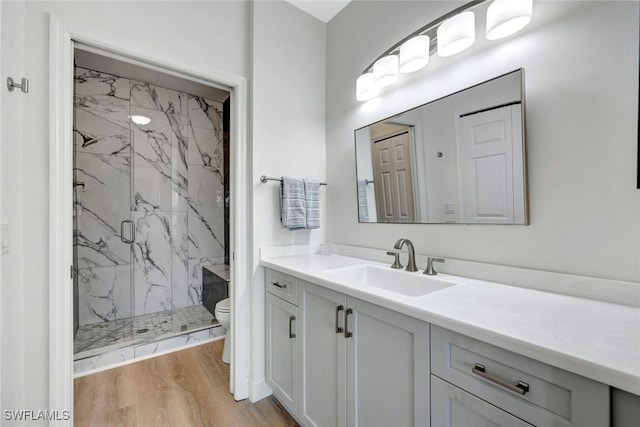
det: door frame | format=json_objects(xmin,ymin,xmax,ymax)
[{"xmin": 49, "ymin": 15, "xmax": 251, "ymax": 419}]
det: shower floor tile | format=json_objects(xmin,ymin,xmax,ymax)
[{"xmin": 74, "ymin": 304, "xmax": 217, "ymax": 358}]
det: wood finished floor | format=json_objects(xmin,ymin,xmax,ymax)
[{"xmin": 74, "ymin": 340, "xmax": 299, "ymax": 427}]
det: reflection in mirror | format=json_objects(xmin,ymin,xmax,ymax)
[{"xmin": 355, "ymin": 69, "xmax": 528, "ymax": 225}]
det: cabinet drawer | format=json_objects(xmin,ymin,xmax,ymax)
[
  {"xmin": 266, "ymin": 269, "xmax": 298, "ymax": 305},
  {"xmin": 431, "ymin": 375, "xmax": 533, "ymax": 427},
  {"xmin": 431, "ymin": 326, "xmax": 609, "ymax": 427}
]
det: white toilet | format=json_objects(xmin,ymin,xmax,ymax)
[{"xmin": 214, "ymin": 297, "xmax": 231, "ymax": 364}]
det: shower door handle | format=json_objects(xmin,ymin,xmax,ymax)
[{"xmin": 120, "ymin": 219, "xmax": 134, "ymax": 243}]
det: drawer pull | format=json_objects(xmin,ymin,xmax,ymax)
[
  {"xmin": 272, "ymin": 281, "xmax": 287, "ymax": 289},
  {"xmin": 289, "ymin": 316, "xmax": 296, "ymax": 339},
  {"xmin": 335, "ymin": 305, "xmax": 344, "ymax": 334},
  {"xmin": 472, "ymin": 363, "xmax": 530, "ymax": 395}
]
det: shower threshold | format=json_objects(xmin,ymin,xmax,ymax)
[{"xmin": 74, "ymin": 305, "xmax": 220, "ymax": 361}]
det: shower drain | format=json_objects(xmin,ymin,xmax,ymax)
[{"xmin": 136, "ymin": 328, "xmax": 149, "ymax": 334}]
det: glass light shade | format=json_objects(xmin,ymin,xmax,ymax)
[
  {"xmin": 486, "ymin": 0, "xmax": 532, "ymax": 40},
  {"xmin": 130, "ymin": 115, "xmax": 151, "ymax": 125},
  {"xmin": 399, "ymin": 35, "xmax": 430, "ymax": 74},
  {"xmin": 356, "ymin": 73, "xmax": 378, "ymax": 102},
  {"xmin": 372, "ymin": 55, "xmax": 399, "ymax": 88},
  {"xmin": 437, "ymin": 11, "xmax": 476, "ymax": 57}
]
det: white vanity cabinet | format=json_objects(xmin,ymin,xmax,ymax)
[
  {"xmin": 265, "ymin": 270, "xmax": 300, "ymax": 417},
  {"xmin": 268, "ymin": 274, "xmax": 430, "ymax": 427},
  {"xmin": 431, "ymin": 375, "xmax": 533, "ymax": 426},
  {"xmin": 345, "ymin": 295, "xmax": 430, "ymax": 427},
  {"xmin": 298, "ymin": 280, "xmax": 346, "ymax": 427},
  {"xmin": 430, "ymin": 326, "xmax": 610, "ymax": 427},
  {"xmin": 298, "ymin": 279, "xmax": 430, "ymax": 427},
  {"xmin": 265, "ymin": 266, "xmax": 616, "ymax": 427}
]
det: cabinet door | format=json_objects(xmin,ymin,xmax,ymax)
[
  {"xmin": 266, "ymin": 293, "xmax": 299, "ymax": 417},
  {"xmin": 346, "ymin": 296, "xmax": 430, "ymax": 427},
  {"xmin": 431, "ymin": 375, "xmax": 534, "ymax": 427},
  {"xmin": 299, "ymin": 280, "xmax": 347, "ymax": 427}
]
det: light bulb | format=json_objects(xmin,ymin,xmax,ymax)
[
  {"xmin": 130, "ymin": 115, "xmax": 151, "ymax": 125},
  {"xmin": 356, "ymin": 73, "xmax": 378, "ymax": 102},
  {"xmin": 372, "ymin": 55, "xmax": 399, "ymax": 88},
  {"xmin": 486, "ymin": 0, "xmax": 533, "ymax": 40},
  {"xmin": 437, "ymin": 11, "xmax": 476, "ymax": 57},
  {"xmin": 399, "ymin": 35, "xmax": 430, "ymax": 74}
]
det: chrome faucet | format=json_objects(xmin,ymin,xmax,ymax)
[
  {"xmin": 393, "ymin": 238, "xmax": 418, "ymax": 272},
  {"xmin": 424, "ymin": 257, "xmax": 445, "ymax": 275}
]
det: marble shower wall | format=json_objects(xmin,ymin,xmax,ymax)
[{"xmin": 74, "ymin": 66, "xmax": 226, "ymax": 326}]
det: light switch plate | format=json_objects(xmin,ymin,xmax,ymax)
[
  {"xmin": 445, "ymin": 203, "xmax": 456, "ymax": 215},
  {"xmin": 1, "ymin": 222, "xmax": 9, "ymax": 255}
]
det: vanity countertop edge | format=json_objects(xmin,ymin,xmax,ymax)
[{"xmin": 260, "ymin": 252, "xmax": 640, "ymax": 396}]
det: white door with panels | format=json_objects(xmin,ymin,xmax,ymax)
[
  {"xmin": 457, "ymin": 104, "xmax": 524, "ymax": 224},
  {"xmin": 371, "ymin": 131, "xmax": 417, "ymax": 223}
]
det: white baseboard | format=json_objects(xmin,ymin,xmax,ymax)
[{"xmin": 249, "ymin": 377, "xmax": 273, "ymax": 403}]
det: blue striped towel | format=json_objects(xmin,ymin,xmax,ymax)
[
  {"xmin": 280, "ymin": 176, "xmax": 306, "ymax": 230},
  {"xmin": 304, "ymin": 180, "xmax": 320, "ymax": 229},
  {"xmin": 357, "ymin": 179, "xmax": 370, "ymax": 222}
]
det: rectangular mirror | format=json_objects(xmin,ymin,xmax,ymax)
[{"xmin": 355, "ymin": 69, "xmax": 528, "ymax": 224}]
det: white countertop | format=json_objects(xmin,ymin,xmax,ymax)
[{"xmin": 260, "ymin": 253, "xmax": 640, "ymax": 395}]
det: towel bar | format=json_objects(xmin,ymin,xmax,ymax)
[{"xmin": 260, "ymin": 175, "xmax": 327, "ymax": 186}]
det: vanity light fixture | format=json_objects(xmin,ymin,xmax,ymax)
[
  {"xmin": 373, "ymin": 55, "xmax": 400, "ymax": 88},
  {"xmin": 486, "ymin": 0, "xmax": 533, "ymax": 40},
  {"xmin": 355, "ymin": 0, "xmax": 533, "ymax": 101},
  {"xmin": 399, "ymin": 35, "xmax": 430, "ymax": 74},
  {"xmin": 130, "ymin": 115, "xmax": 151, "ymax": 125},
  {"xmin": 437, "ymin": 11, "xmax": 476, "ymax": 57},
  {"xmin": 356, "ymin": 73, "xmax": 378, "ymax": 102}
]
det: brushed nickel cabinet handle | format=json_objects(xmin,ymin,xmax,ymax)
[
  {"xmin": 472, "ymin": 363, "xmax": 530, "ymax": 395},
  {"xmin": 335, "ymin": 305, "xmax": 344, "ymax": 334},
  {"xmin": 344, "ymin": 308, "xmax": 353, "ymax": 338},
  {"xmin": 272, "ymin": 281, "xmax": 287, "ymax": 289},
  {"xmin": 289, "ymin": 316, "xmax": 296, "ymax": 339}
]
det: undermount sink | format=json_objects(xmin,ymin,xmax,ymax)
[{"xmin": 322, "ymin": 264, "xmax": 456, "ymax": 297}]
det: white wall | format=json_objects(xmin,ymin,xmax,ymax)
[
  {"xmin": 326, "ymin": 1, "xmax": 640, "ymax": 282},
  {"xmin": 1, "ymin": 0, "xmax": 26, "ymax": 417},
  {"xmin": 3, "ymin": 0, "xmax": 251, "ymax": 417},
  {"xmin": 251, "ymin": 0, "xmax": 326, "ymax": 399}
]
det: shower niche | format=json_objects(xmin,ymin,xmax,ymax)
[{"xmin": 72, "ymin": 49, "xmax": 231, "ymax": 371}]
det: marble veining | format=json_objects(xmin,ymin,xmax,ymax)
[
  {"xmin": 74, "ymin": 348, "xmax": 134, "ymax": 374},
  {"xmin": 171, "ymin": 212, "xmax": 189, "ymax": 308},
  {"xmin": 74, "ymin": 304, "xmax": 218, "ymax": 356},
  {"xmin": 74, "ymin": 107, "xmax": 131, "ymax": 156},
  {"xmin": 74, "ymin": 67, "xmax": 130, "ymax": 129},
  {"xmin": 77, "ymin": 265, "xmax": 132, "ymax": 325},
  {"xmin": 188, "ymin": 96, "xmax": 223, "ymax": 133},
  {"xmin": 133, "ymin": 211, "xmax": 172, "ymax": 315},
  {"xmin": 131, "ymin": 80, "xmax": 188, "ymax": 116},
  {"xmin": 132, "ymin": 107, "xmax": 189, "ymax": 212},
  {"xmin": 188, "ymin": 165, "xmax": 225, "ymax": 259},
  {"xmin": 188, "ymin": 257, "xmax": 225, "ymax": 306},
  {"xmin": 74, "ymin": 66, "xmax": 227, "ymax": 347},
  {"xmin": 189, "ymin": 122, "xmax": 224, "ymax": 170},
  {"xmin": 75, "ymin": 153, "xmax": 131, "ymax": 268}
]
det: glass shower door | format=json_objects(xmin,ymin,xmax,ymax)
[{"xmin": 73, "ymin": 67, "xmax": 134, "ymax": 355}]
